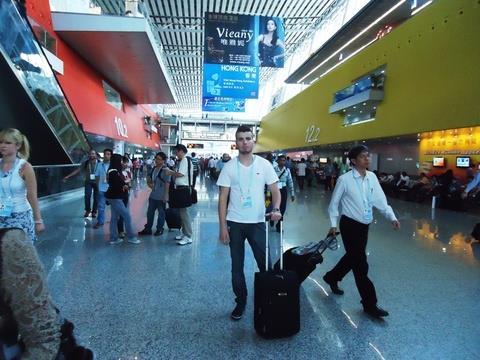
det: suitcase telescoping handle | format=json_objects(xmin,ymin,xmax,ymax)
[{"xmin": 265, "ymin": 220, "xmax": 283, "ymax": 271}]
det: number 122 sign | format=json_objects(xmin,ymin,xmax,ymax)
[{"xmin": 305, "ymin": 125, "xmax": 320, "ymax": 143}]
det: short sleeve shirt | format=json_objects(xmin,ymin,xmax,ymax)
[
  {"xmin": 217, "ymin": 156, "xmax": 278, "ymax": 223},
  {"xmin": 150, "ymin": 167, "xmax": 171, "ymax": 201},
  {"xmin": 175, "ymin": 157, "xmax": 193, "ymax": 186}
]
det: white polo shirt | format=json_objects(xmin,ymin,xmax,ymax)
[
  {"xmin": 175, "ymin": 157, "xmax": 193, "ymax": 186},
  {"xmin": 217, "ymin": 155, "xmax": 278, "ymax": 223}
]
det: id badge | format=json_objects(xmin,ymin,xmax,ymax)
[
  {"xmin": 363, "ymin": 207, "xmax": 373, "ymax": 222},
  {"xmin": 241, "ymin": 196, "xmax": 253, "ymax": 209},
  {"xmin": 90, "ymin": 174, "xmax": 96, "ymax": 181},
  {"xmin": 0, "ymin": 202, "xmax": 13, "ymax": 217}
]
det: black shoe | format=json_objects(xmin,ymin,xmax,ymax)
[
  {"xmin": 323, "ymin": 275, "xmax": 344, "ymax": 295},
  {"xmin": 230, "ymin": 303, "xmax": 245, "ymax": 321},
  {"xmin": 91, "ymin": 211, "xmax": 97, "ymax": 218},
  {"xmin": 363, "ymin": 305, "xmax": 389, "ymax": 318},
  {"xmin": 84, "ymin": 211, "xmax": 90, "ymax": 218},
  {"xmin": 138, "ymin": 229, "xmax": 152, "ymax": 235},
  {"xmin": 154, "ymin": 229, "xmax": 164, "ymax": 236}
]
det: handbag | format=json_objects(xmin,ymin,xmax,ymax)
[{"xmin": 169, "ymin": 185, "xmax": 192, "ymax": 208}]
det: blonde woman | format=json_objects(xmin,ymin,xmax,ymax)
[{"xmin": 0, "ymin": 128, "xmax": 44, "ymax": 242}]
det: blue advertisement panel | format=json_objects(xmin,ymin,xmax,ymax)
[
  {"xmin": 203, "ymin": 64, "xmax": 259, "ymax": 99},
  {"xmin": 204, "ymin": 13, "xmax": 258, "ymax": 66},
  {"xmin": 202, "ymin": 97, "xmax": 245, "ymax": 112},
  {"xmin": 258, "ymin": 16, "xmax": 285, "ymax": 68}
]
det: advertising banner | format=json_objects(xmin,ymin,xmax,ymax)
[
  {"xmin": 258, "ymin": 16, "xmax": 285, "ymax": 68},
  {"xmin": 202, "ymin": 97, "xmax": 246, "ymax": 112},
  {"xmin": 204, "ymin": 13, "xmax": 258, "ymax": 66},
  {"xmin": 203, "ymin": 63, "xmax": 259, "ymax": 99},
  {"xmin": 202, "ymin": 12, "xmax": 285, "ymax": 111}
]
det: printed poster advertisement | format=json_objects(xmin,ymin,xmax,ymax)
[
  {"xmin": 204, "ymin": 12, "xmax": 258, "ymax": 66},
  {"xmin": 202, "ymin": 97, "xmax": 246, "ymax": 112},
  {"xmin": 203, "ymin": 63, "xmax": 259, "ymax": 99}
]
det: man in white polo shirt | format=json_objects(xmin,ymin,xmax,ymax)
[
  {"xmin": 217, "ymin": 125, "xmax": 282, "ymax": 321},
  {"xmin": 166, "ymin": 144, "xmax": 194, "ymax": 245},
  {"xmin": 323, "ymin": 145, "xmax": 400, "ymax": 318}
]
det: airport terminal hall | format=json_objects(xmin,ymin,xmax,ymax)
[{"xmin": 1, "ymin": 0, "xmax": 480, "ymax": 359}]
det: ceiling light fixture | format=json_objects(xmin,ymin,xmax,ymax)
[
  {"xmin": 298, "ymin": 0, "xmax": 407, "ymax": 83},
  {"xmin": 411, "ymin": 0, "xmax": 433, "ymax": 16}
]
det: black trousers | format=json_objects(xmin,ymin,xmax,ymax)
[{"xmin": 325, "ymin": 215, "xmax": 377, "ymax": 307}]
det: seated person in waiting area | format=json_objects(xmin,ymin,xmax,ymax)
[{"xmin": 462, "ymin": 164, "xmax": 480, "ymax": 199}]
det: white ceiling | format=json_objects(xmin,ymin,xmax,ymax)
[{"xmin": 94, "ymin": 0, "xmax": 348, "ymax": 112}]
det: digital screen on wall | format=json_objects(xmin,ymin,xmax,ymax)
[
  {"xmin": 432, "ymin": 157, "xmax": 445, "ymax": 167},
  {"xmin": 456, "ymin": 156, "xmax": 470, "ymax": 168}
]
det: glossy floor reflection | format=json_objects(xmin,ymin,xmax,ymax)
[{"xmin": 36, "ymin": 176, "xmax": 480, "ymax": 359}]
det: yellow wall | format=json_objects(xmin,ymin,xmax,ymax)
[
  {"xmin": 256, "ymin": 0, "xmax": 480, "ymax": 152},
  {"xmin": 418, "ymin": 125, "xmax": 480, "ymax": 180}
]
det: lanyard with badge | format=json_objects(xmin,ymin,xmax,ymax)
[
  {"xmin": 353, "ymin": 171, "xmax": 373, "ymax": 222},
  {"xmin": 88, "ymin": 160, "xmax": 98, "ymax": 181},
  {"xmin": 0, "ymin": 159, "xmax": 18, "ymax": 217},
  {"xmin": 101, "ymin": 163, "xmax": 108, "ymax": 183},
  {"xmin": 236, "ymin": 156, "xmax": 255, "ymax": 209}
]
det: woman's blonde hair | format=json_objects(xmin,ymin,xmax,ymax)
[{"xmin": 0, "ymin": 128, "xmax": 30, "ymax": 160}]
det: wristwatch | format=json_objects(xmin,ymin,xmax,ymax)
[{"xmin": 272, "ymin": 208, "xmax": 280, "ymax": 213}]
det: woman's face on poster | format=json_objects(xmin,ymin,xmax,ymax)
[{"xmin": 267, "ymin": 20, "xmax": 276, "ymax": 32}]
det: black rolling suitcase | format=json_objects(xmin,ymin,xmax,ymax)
[
  {"xmin": 254, "ymin": 222, "xmax": 300, "ymax": 338},
  {"xmin": 274, "ymin": 232, "xmax": 339, "ymax": 283},
  {"xmin": 165, "ymin": 208, "xmax": 181, "ymax": 230}
]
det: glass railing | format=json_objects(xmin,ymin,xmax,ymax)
[
  {"xmin": 34, "ymin": 165, "xmax": 86, "ymax": 198},
  {"xmin": 0, "ymin": 0, "xmax": 90, "ymax": 162}
]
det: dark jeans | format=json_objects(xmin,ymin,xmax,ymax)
[
  {"xmin": 145, "ymin": 198, "xmax": 166, "ymax": 231},
  {"xmin": 325, "ymin": 176, "xmax": 333, "ymax": 191},
  {"xmin": 192, "ymin": 171, "xmax": 199, "ymax": 188},
  {"xmin": 117, "ymin": 194, "xmax": 129, "ymax": 233},
  {"xmin": 84, "ymin": 182, "xmax": 98, "ymax": 213},
  {"xmin": 325, "ymin": 215, "xmax": 377, "ymax": 307},
  {"xmin": 297, "ymin": 176, "xmax": 305, "ymax": 190},
  {"xmin": 228, "ymin": 221, "xmax": 268, "ymax": 305}
]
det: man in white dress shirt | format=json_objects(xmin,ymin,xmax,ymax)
[{"xmin": 323, "ymin": 145, "xmax": 400, "ymax": 318}]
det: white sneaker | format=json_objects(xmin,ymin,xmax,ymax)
[
  {"xmin": 175, "ymin": 234, "xmax": 184, "ymax": 240},
  {"xmin": 177, "ymin": 236, "xmax": 192, "ymax": 245},
  {"xmin": 109, "ymin": 239, "xmax": 123, "ymax": 245},
  {"xmin": 128, "ymin": 237, "xmax": 141, "ymax": 244}
]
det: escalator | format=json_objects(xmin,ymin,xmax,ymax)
[{"xmin": 0, "ymin": 0, "xmax": 90, "ymax": 166}]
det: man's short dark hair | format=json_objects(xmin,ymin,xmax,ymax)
[
  {"xmin": 191, "ymin": 152, "xmax": 196, "ymax": 157},
  {"xmin": 347, "ymin": 145, "xmax": 369, "ymax": 160},
  {"xmin": 155, "ymin": 152, "xmax": 167, "ymax": 160},
  {"xmin": 235, "ymin": 125, "xmax": 253, "ymax": 136},
  {"xmin": 103, "ymin": 148, "xmax": 113, "ymax": 155},
  {"xmin": 277, "ymin": 154, "xmax": 286, "ymax": 160}
]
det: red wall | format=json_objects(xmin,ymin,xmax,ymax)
[{"xmin": 25, "ymin": 0, "xmax": 160, "ymax": 149}]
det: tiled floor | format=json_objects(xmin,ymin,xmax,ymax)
[{"xmin": 36, "ymin": 175, "xmax": 480, "ymax": 359}]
